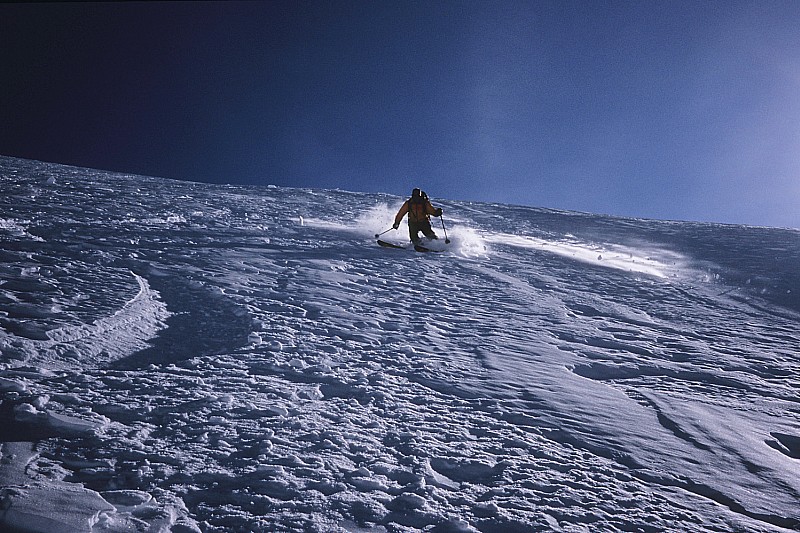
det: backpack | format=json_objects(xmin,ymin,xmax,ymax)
[{"xmin": 408, "ymin": 192, "xmax": 429, "ymax": 222}]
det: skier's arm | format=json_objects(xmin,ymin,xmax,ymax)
[
  {"xmin": 425, "ymin": 201, "xmax": 443, "ymax": 217},
  {"xmin": 393, "ymin": 202, "xmax": 409, "ymax": 228}
]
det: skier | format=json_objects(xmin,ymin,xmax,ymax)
[{"xmin": 393, "ymin": 188, "xmax": 443, "ymax": 244}]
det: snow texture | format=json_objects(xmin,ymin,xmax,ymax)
[{"xmin": 1, "ymin": 156, "xmax": 799, "ymax": 532}]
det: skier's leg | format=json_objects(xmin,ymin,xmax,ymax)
[
  {"xmin": 408, "ymin": 222, "xmax": 421, "ymax": 243},
  {"xmin": 421, "ymin": 223, "xmax": 438, "ymax": 240}
]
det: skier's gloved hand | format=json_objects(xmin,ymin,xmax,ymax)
[
  {"xmin": 435, "ymin": 208, "xmax": 443, "ymax": 217},
  {"xmin": 392, "ymin": 223, "xmax": 399, "ymax": 230}
]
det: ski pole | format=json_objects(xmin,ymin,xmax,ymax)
[
  {"xmin": 440, "ymin": 216, "xmax": 450, "ymax": 244},
  {"xmin": 375, "ymin": 227, "xmax": 395, "ymax": 238}
]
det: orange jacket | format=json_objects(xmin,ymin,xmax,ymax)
[{"xmin": 395, "ymin": 197, "xmax": 437, "ymax": 226}]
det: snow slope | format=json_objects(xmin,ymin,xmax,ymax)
[{"xmin": 1, "ymin": 156, "xmax": 799, "ymax": 532}]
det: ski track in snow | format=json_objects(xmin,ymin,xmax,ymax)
[{"xmin": 1, "ymin": 156, "xmax": 799, "ymax": 532}]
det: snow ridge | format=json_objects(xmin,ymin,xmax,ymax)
[
  {"xmin": 44, "ymin": 272, "xmax": 169, "ymax": 368},
  {"xmin": 1, "ymin": 271, "xmax": 169, "ymax": 371}
]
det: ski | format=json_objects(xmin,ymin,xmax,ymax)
[
  {"xmin": 378, "ymin": 239, "xmax": 444, "ymax": 253},
  {"xmin": 414, "ymin": 244, "xmax": 441, "ymax": 253},
  {"xmin": 377, "ymin": 240, "xmax": 407, "ymax": 249}
]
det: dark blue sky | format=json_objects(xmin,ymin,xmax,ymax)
[{"xmin": 3, "ymin": 1, "xmax": 799, "ymax": 228}]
